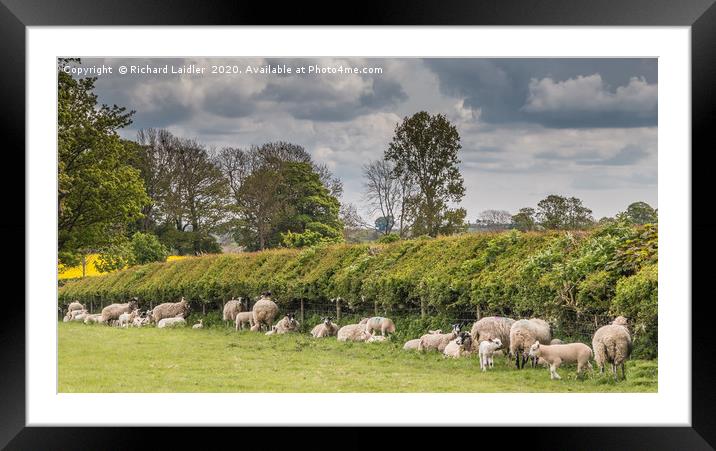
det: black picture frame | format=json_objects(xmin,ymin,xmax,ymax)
[{"xmin": 4, "ymin": 0, "xmax": 713, "ymax": 447}]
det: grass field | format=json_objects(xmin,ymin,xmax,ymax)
[{"xmin": 58, "ymin": 322, "xmax": 657, "ymax": 393}]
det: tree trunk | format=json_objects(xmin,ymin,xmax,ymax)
[
  {"xmin": 202, "ymin": 303, "xmax": 206, "ymax": 315},
  {"xmin": 81, "ymin": 255, "xmax": 87, "ymax": 278}
]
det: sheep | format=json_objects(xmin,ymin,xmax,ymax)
[
  {"xmin": 428, "ymin": 329, "xmax": 443, "ymax": 334},
  {"xmin": 235, "ymin": 311, "xmax": 254, "ymax": 331},
  {"xmin": 444, "ymin": 332, "xmax": 475, "ymax": 358},
  {"xmin": 470, "ymin": 316, "xmax": 516, "ymax": 349},
  {"xmin": 266, "ymin": 313, "xmax": 300, "ymax": 335},
  {"xmin": 479, "ymin": 338, "xmax": 504, "ymax": 371},
  {"xmin": 100, "ymin": 298, "xmax": 139, "ymax": 324},
  {"xmin": 367, "ymin": 334, "xmax": 388, "ymax": 343},
  {"xmin": 84, "ymin": 313, "xmax": 102, "ymax": 324},
  {"xmin": 71, "ymin": 310, "xmax": 90, "ymax": 322},
  {"xmin": 417, "ymin": 323, "xmax": 462, "ymax": 352},
  {"xmin": 550, "ymin": 338, "xmax": 564, "ymax": 345},
  {"xmin": 151, "ymin": 297, "xmax": 191, "ymax": 323},
  {"xmin": 403, "ymin": 339, "xmax": 421, "ymax": 351},
  {"xmin": 528, "ymin": 341, "xmax": 594, "ymax": 380},
  {"xmin": 67, "ymin": 301, "xmax": 85, "ymax": 312},
  {"xmin": 337, "ymin": 323, "xmax": 372, "ymax": 342},
  {"xmin": 222, "ymin": 299, "xmax": 245, "ymax": 323},
  {"xmin": 117, "ymin": 309, "xmax": 139, "ymax": 328},
  {"xmin": 157, "ymin": 316, "xmax": 187, "ymax": 328},
  {"xmin": 509, "ymin": 318, "xmax": 552, "ymax": 369},
  {"xmin": 592, "ymin": 316, "xmax": 633, "ymax": 381},
  {"xmin": 132, "ymin": 315, "xmax": 150, "ymax": 327},
  {"xmin": 192, "ymin": 319, "xmax": 204, "ymax": 329},
  {"xmin": 251, "ymin": 292, "xmax": 279, "ymax": 332},
  {"xmin": 311, "ymin": 317, "xmax": 339, "ymax": 338},
  {"xmin": 363, "ymin": 316, "xmax": 396, "ymax": 336}
]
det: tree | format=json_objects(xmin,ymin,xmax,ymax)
[
  {"xmin": 58, "ymin": 61, "xmax": 149, "ymax": 266},
  {"xmin": 94, "ymin": 232, "xmax": 169, "ymax": 273},
  {"xmin": 619, "ymin": 201, "xmax": 657, "ymax": 225},
  {"xmin": 385, "ymin": 112, "xmax": 466, "ymax": 237},
  {"xmin": 512, "ymin": 207, "xmax": 537, "ymax": 231},
  {"xmin": 536, "ymin": 195, "xmax": 594, "ymax": 230},
  {"xmin": 363, "ymin": 159, "xmax": 415, "ymax": 237},
  {"xmin": 478, "ymin": 209, "xmax": 513, "ymax": 231}
]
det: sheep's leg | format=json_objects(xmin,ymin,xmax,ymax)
[
  {"xmin": 612, "ymin": 363, "xmax": 618, "ymax": 381},
  {"xmin": 550, "ymin": 363, "xmax": 561, "ymax": 380},
  {"xmin": 621, "ymin": 363, "xmax": 626, "ymax": 380},
  {"xmin": 515, "ymin": 352, "xmax": 520, "ymax": 369}
]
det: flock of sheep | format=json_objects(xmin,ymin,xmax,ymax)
[{"xmin": 62, "ymin": 292, "xmax": 633, "ymax": 381}]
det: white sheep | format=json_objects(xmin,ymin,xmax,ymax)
[
  {"xmin": 84, "ymin": 313, "xmax": 102, "ymax": 324},
  {"xmin": 251, "ymin": 292, "xmax": 279, "ymax": 332},
  {"xmin": 509, "ymin": 318, "xmax": 552, "ymax": 369},
  {"xmin": 443, "ymin": 332, "xmax": 475, "ymax": 358},
  {"xmin": 337, "ymin": 323, "xmax": 372, "ymax": 342},
  {"xmin": 100, "ymin": 298, "xmax": 139, "ymax": 324},
  {"xmin": 479, "ymin": 338, "xmax": 504, "ymax": 371},
  {"xmin": 403, "ymin": 330, "xmax": 443, "ymax": 351},
  {"xmin": 470, "ymin": 316, "xmax": 515, "ymax": 349},
  {"xmin": 363, "ymin": 316, "xmax": 396, "ymax": 336},
  {"xmin": 67, "ymin": 301, "xmax": 85, "ymax": 312},
  {"xmin": 235, "ymin": 311, "xmax": 254, "ymax": 331},
  {"xmin": 117, "ymin": 309, "xmax": 139, "ymax": 328},
  {"xmin": 157, "ymin": 316, "xmax": 187, "ymax": 328},
  {"xmin": 192, "ymin": 319, "xmax": 204, "ymax": 329},
  {"xmin": 592, "ymin": 316, "xmax": 632, "ymax": 381},
  {"xmin": 151, "ymin": 297, "xmax": 190, "ymax": 323},
  {"xmin": 265, "ymin": 313, "xmax": 300, "ymax": 335},
  {"xmin": 417, "ymin": 323, "xmax": 462, "ymax": 352},
  {"xmin": 222, "ymin": 299, "xmax": 245, "ymax": 323},
  {"xmin": 366, "ymin": 334, "xmax": 388, "ymax": 343},
  {"xmin": 311, "ymin": 317, "xmax": 339, "ymax": 338},
  {"xmin": 529, "ymin": 341, "xmax": 594, "ymax": 380}
]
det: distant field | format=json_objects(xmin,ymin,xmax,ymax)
[
  {"xmin": 58, "ymin": 323, "xmax": 657, "ymax": 393},
  {"xmin": 58, "ymin": 254, "xmax": 187, "ymax": 280}
]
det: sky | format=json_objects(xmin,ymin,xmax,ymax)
[{"xmin": 72, "ymin": 57, "xmax": 658, "ymax": 221}]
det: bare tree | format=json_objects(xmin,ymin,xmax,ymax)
[
  {"xmin": 363, "ymin": 159, "xmax": 415, "ymax": 237},
  {"xmin": 477, "ymin": 209, "xmax": 513, "ymax": 231}
]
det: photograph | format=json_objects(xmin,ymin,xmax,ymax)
[{"xmin": 56, "ymin": 56, "xmax": 658, "ymax": 394}]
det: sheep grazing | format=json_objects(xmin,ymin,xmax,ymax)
[
  {"xmin": 550, "ymin": 338, "xmax": 564, "ymax": 345},
  {"xmin": 151, "ymin": 297, "xmax": 191, "ymax": 323},
  {"xmin": 251, "ymin": 293, "xmax": 279, "ymax": 332},
  {"xmin": 157, "ymin": 316, "xmax": 187, "ymax": 328},
  {"xmin": 67, "ymin": 301, "xmax": 85, "ymax": 312},
  {"xmin": 311, "ymin": 317, "xmax": 339, "ymax": 338},
  {"xmin": 418, "ymin": 323, "xmax": 462, "ymax": 352},
  {"xmin": 444, "ymin": 332, "xmax": 475, "ymax": 358},
  {"xmin": 592, "ymin": 316, "xmax": 633, "ymax": 381},
  {"xmin": 192, "ymin": 319, "xmax": 204, "ymax": 329},
  {"xmin": 470, "ymin": 316, "xmax": 516, "ymax": 349},
  {"xmin": 363, "ymin": 316, "xmax": 396, "ymax": 336},
  {"xmin": 100, "ymin": 298, "xmax": 139, "ymax": 324},
  {"xmin": 509, "ymin": 318, "xmax": 552, "ymax": 369},
  {"xmin": 337, "ymin": 323, "xmax": 372, "ymax": 342},
  {"xmin": 235, "ymin": 311, "xmax": 254, "ymax": 331},
  {"xmin": 529, "ymin": 341, "xmax": 593, "ymax": 380},
  {"xmin": 479, "ymin": 338, "xmax": 504, "ymax": 371},
  {"xmin": 222, "ymin": 299, "xmax": 245, "ymax": 323},
  {"xmin": 266, "ymin": 313, "xmax": 300, "ymax": 335}
]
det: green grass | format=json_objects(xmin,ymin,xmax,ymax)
[{"xmin": 59, "ymin": 322, "xmax": 657, "ymax": 393}]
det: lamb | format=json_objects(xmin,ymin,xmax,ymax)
[
  {"xmin": 592, "ymin": 316, "xmax": 632, "ymax": 381},
  {"xmin": 266, "ymin": 313, "xmax": 300, "ymax": 335},
  {"xmin": 151, "ymin": 297, "xmax": 191, "ymax": 323},
  {"xmin": 417, "ymin": 323, "xmax": 462, "ymax": 352},
  {"xmin": 311, "ymin": 317, "xmax": 339, "ymax": 338},
  {"xmin": 444, "ymin": 332, "xmax": 475, "ymax": 358},
  {"xmin": 367, "ymin": 334, "xmax": 388, "ymax": 343},
  {"xmin": 132, "ymin": 315, "xmax": 150, "ymax": 327},
  {"xmin": 337, "ymin": 323, "xmax": 372, "ymax": 342},
  {"xmin": 479, "ymin": 338, "xmax": 504, "ymax": 371},
  {"xmin": 470, "ymin": 316, "xmax": 516, "ymax": 349},
  {"xmin": 192, "ymin": 319, "xmax": 204, "ymax": 329},
  {"xmin": 251, "ymin": 292, "xmax": 279, "ymax": 332},
  {"xmin": 100, "ymin": 298, "xmax": 139, "ymax": 324},
  {"xmin": 71, "ymin": 310, "xmax": 90, "ymax": 322},
  {"xmin": 84, "ymin": 313, "xmax": 102, "ymax": 324},
  {"xmin": 509, "ymin": 318, "xmax": 552, "ymax": 369},
  {"xmin": 528, "ymin": 341, "xmax": 594, "ymax": 380},
  {"xmin": 67, "ymin": 301, "xmax": 85, "ymax": 312},
  {"xmin": 157, "ymin": 316, "xmax": 187, "ymax": 328},
  {"xmin": 117, "ymin": 309, "xmax": 139, "ymax": 328},
  {"xmin": 363, "ymin": 316, "xmax": 396, "ymax": 336},
  {"xmin": 235, "ymin": 311, "xmax": 254, "ymax": 331},
  {"xmin": 222, "ymin": 299, "xmax": 245, "ymax": 323}
]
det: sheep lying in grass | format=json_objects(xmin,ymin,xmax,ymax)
[
  {"xmin": 509, "ymin": 318, "xmax": 552, "ymax": 369},
  {"xmin": 100, "ymin": 298, "xmax": 139, "ymax": 325},
  {"xmin": 311, "ymin": 317, "xmax": 339, "ymax": 338},
  {"xmin": 479, "ymin": 338, "xmax": 503, "ymax": 371},
  {"xmin": 157, "ymin": 316, "xmax": 187, "ymax": 328},
  {"xmin": 337, "ymin": 323, "xmax": 372, "ymax": 342},
  {"xmin": 235, "ymin": 312, "xmax": 254, "ymax": 331},
  {"xmin": 151, "ymin": 297, "xmax": 190, "ymax": 323},
  {"xmin": 192, "ymin": 319, "xmax": 204, "ymax": 329},
  {"xmin": 363, "ymin": 317, "xmax": 396, "ymax": 336},
  {"xmin": 470, "ymin": 316, "xmax": 515, "ymax": 349},
  {"xmin": 64, "ymin": 309, "xmax": 88, "ymax": 322},
  {"xmin": 117, "ymin": 309, "xmax": 139, "ymax": 328},
  {"xmin": 528, "ymin": 341, "xmax": 593, "ymax": 380},
  {"xmin": 67, "ymin": 301, "xmax": 85, "ymax": 312},
  {"xmin": 418, "ymin": 324, "xmax": 462, "ymax": 352},
  {"xmin": 367, "ymin": 334, "xmax": 388, "ymax": 343},
  {"xmin": 443, "ymin": 332, "xmax": 475, "ymax": 358},
  {"xmin": 84, "ymin": 313, "xmax": 102, "ymax": 324},
  {"xmin": 592, "ymin": 316, "xmax": 632, "ymax": 381},
  {"xmin": 266, "ymin": 313, "xmax": 300, "ymax": 335},
  {"xmin": 251, "ymin": 292, "xmax": 279, "ymax": 332},
  {"xmin": 403, "ymin": 330, "xmax": 443, "ymax": 351},
  {"xmin": 222, "ymin": 299, "xmax": 244, "ymax": 323}
]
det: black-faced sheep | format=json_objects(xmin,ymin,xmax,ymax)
[
  {"xmin": 529, "ymin": 341, "xmax": 593, "ymax": 380},
  {"xmin": 479, "ymin": 338, "xmax": 503, "ymax": 371},
  {"xmin": 443, "ymin": 332, "xmax": 475, "ymax": 358},
  {"xmin": 337, "ymin": 323, "xmax": 372, "ymax": 342},
  {"xmin": 266, "ymin": 313, "xmax": 300, "ymax": 335},
  {"xmin": 100, "ymin": 299, "xmax": 139, "ymax": 324},
  {"xmin": 509, "ymin": 318, "xmax": 552, "ymax": 369},
  {"xmin": 470, "ymin": 316, "xmax": 516, "ymax": 349},
  {"xmin": 151, "ymin": 297, "xmax": 191, "ymax": 323},
  {"xmin": 592, "ymin": 316, "xmax": 632, "ymax": 381},
  {"xmin": 363, "ymin": 316, "xmax": 396, "ymax": 336},
  {"xmin": 251, "ymin": 294, "xmax": 279, "ymax": 332},
  {"xmin": 222, "ymin": 299, "xmax": 245, "ymax": 323},
  {"xmin": 311, "ymin": 317, "xmax": 339, "ymax": 338},
  {"xmin": 417, "ymin": 323, "xmax": 462, "ymax": 352}
]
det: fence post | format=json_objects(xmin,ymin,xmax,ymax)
[
  {"xmin": 300, "ymin": 299, "xmax": 305, "ymax": 325},
  {"xmin": 374, "ymin": 300, "xmax": 378, "ymax": 316},
  {"xmin": 202, "ymin": 303, "xmax": 206, "ymax": 315},
  {"xmin": 420, "ymin": 298, "xmax": 426, "ymax": 319},
  {"xmin": 476, "ymin": 305, "xmax": 481, "ymax": 320},
  {"xmin": 336, "ymin": 298, "xmax": 342, "ymax": 323}
]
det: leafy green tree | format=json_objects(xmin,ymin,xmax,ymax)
[
  {"xmin": 58, "ymin": 61, "xmax": 149, "ymax": 266},
  {"xmin": 536, "ymin": 195, "xmax": 594, "ymax": 230},
  {"xmin": 619, "ymin": 201, "xmax": 658, "ymax": 225},
  {"xmin": 385, "ymin": 112, "xmax": 466, "ymax": 237},
  {"xmin": 512, "ymin": 207, "xmax": 537, "ymax": 231},
  {"xmin": 130, "ymin": 232, "xmax": 169, "ymax": 264}
]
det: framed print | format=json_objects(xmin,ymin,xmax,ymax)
[{"xmin": 5, "ymin": 0, "xmax": 715, "ymax": 447}]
